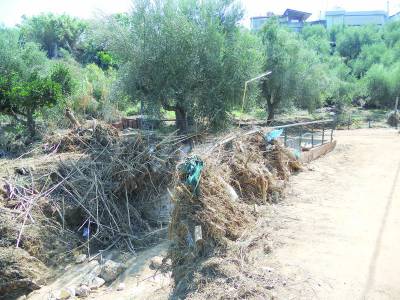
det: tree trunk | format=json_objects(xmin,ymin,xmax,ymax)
[
  {"xmin": 266, "ymin": 94, "xmax": 275, "ymax": 125},
  {"xmin": 175, "ymin": 106, "xmax": 188, "ymax": 134},
  {"xmin": 65, "ymin": 108, "xmax": 81, "ymax": 128},
  {"xmin": 26, "ymin": 110, "xmax": 36, "ymax": 139}
]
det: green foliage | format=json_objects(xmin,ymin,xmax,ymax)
[
  {"xmin": 19, "ymin": 13, "xmax": 87, "ymax": 58},
  {"xmin": 383, "ymin": 21, "xmax": 400, "ymax": 47},
  {"xmin": 104, "ymin": 0, "xmax": 261, "ymax": 132},
  {"xmin": 301, "ymin": 24, "xmax": 331, "ymax": 56},
  {"xmin": 2, "ymin": 5, "xmax": 400, "ymax": 136},
  {"xmin": 364, "ymin": 64, "xmax": 393, "ymax": 107},
  {"xmin": 51, "ymin": 64, "xmax": 75, "ymax": 96},
  {"xmin": 260, "ymin": 19, "xmax": 329, "ymax": 120},
  {"xmin": 352, "ymin": 43, "xmax": 386, "ymax": 77},
  {"xmin": 97, "ymin": 51, "xmax": 114, "ymax": 70},
  {"xmin": 0, "ymin": 27, "xmax": 73, "ymax": 137},
  {"xmin": 336, "ymin": 25, "xmax": 381, "ymax": 61}
]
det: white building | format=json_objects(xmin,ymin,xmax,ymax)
[{"xmin": 325, "ymin": 9, "xmax": 388, "ymax": 28}]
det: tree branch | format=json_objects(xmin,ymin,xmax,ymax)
[{"xmin": 9, "ymin": 110, "xmax": 27, "ymax": 125}]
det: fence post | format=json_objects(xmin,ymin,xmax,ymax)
[
  {"xmin": 348, "ymin": 114, "xmax": 351, "ymax": 130},
  {"xmin": 311, "ymin": 126, "xmax": 314, "ymax": 148},
  {"xmin": 331, "ymin": 122, "xmax": 334, "ymax": 143},
  {"xmin": 322, "ymin": 125, "xmax": 325, "ymax": 145},
  {"xmin": 299, "ymin": 127, "xmax": 303, "ymax": 150},
  {"xmin": 284, "ymin": 129, "xmax": 287, "ymax": 147},
  {"xmin": 396, "ymin": 96, "xmax": 399, "ymax": 129}
]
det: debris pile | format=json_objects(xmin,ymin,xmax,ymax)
[
  {"xmin": 44, "ymin": 123, "xmax": 119, "ymax": 153},
  {"xmin": 168, "ymin": 129, "xmax": 302, "ymax": 296},
  {"xmin": 50, "ymin": 124, "xmax": 186, "ymax": 250},
  {"xmin": 0, "ymin": 122, "xmax": 187, "ymax": 298}
]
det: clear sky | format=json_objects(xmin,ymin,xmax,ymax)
[{"xmin": 0, "ymin": 0, "xmax": 400, "ymax": 27}]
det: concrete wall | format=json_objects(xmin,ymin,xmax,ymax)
[
  {"xmin": 251, "ymin": 17, "xmax": 268, "ymax": 31},
  {"xmin": 300, "ymin": 141, "xmax": 337, "ymax": 163}
]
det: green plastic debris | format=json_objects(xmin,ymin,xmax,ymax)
[{"xmin": 181, "ymin": 156, "xmax": 204, "ymax": 193}]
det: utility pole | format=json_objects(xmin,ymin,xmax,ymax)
[
  {"xmin": 395, "ymin": 96, "xmax": 399, "ymax": 129},
  {"xmin": 387, "ymin": 0, "xmax": 390, "ymax": 16}
]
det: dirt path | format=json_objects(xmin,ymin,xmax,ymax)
[{"xmin": 270, "ymin": 128, "xmax": 400, "ymax": 299}]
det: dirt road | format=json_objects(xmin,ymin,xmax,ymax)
[{"xmin": 271, "ymin": 128, "xmax": 400, "ymax": 299}]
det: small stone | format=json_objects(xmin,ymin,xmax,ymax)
[
  {"xmin": 89, "ymin": 277, "xmax": 105, "ymax": 290},
  {"xmin": 264, "ymin": 241, "xmax": 273, "ymax": 254},
  {"xmin": 149, "ymin": 256, "xmax": 164, "ymax": 270},
  {"xmin": 88, "ymin": 259, "xmax": 99, "ymax": 267},
  {"xmin": 116, "ymin": 283, "xmax": 125, "ymax": 291},
  {"xmin": 100, "ymin": 260, "xmax": 125, "ymax": 282},
  {"xmin": 87, "ymin": 260, "xmax": 101, "ymax": 277},
  {"xmin": 262, "ymin": 266, "xmax": 275, "ymax": 273},
  {"xmin": 52, "ymin": 288, "xmax": 72, "ymax": 299},
  {"xmin": 75, "ymin": 254, "xmax": 87, "ymax": 264},
  {"xmin": 15, "ymin": 167, "xmax": 29, "ymax": 175},
  {"xmin": 265, "ymin": 283, "xmax": 275, "ymax": 290},
  {"xmin": 76, "ymin": 285, "xmax": 91, "ymax": 297},
  {"xmin": 66, "ymin": 287, "xmax": 76, "ymax": 297}
]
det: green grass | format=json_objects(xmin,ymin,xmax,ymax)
[
  {"xmin": 231, "ymin": 108, "xmax": 266, "ymax": 120},
  {"xmin": 163, "ymin": 109, "xmax": 176, "ymax": 119}
]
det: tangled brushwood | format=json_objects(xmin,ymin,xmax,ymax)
[
  {"xmin": 168, "ymin": 129, "xmax": 302, "ymax": 297},
  {"xmin": 47, "ymin": 123, "xmax": 189, "ymax": 251},
  {"xmin": 0, "ymin": 122, "xmax": 189, "ymax": 298}
]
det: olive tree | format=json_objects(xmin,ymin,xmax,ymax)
[
  {"xmin": 103, "ymin": 0, "xmax": 261, "ymax": 132},
  {"xmin": 19, "ymin": 13, "xmax": 87, "ymax": 58},
  {"xmin": 260, "ymin": 19, "xmax": 327, "ymax": 121},
  {"xmin": 0, "ymin": 28, "xmax": 73, "ymax": 137}
]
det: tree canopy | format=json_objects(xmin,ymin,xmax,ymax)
[
  {"xmin": 103, "ymin": 0, "xmax": 261, "ymax": 132},
  {"xmin": 1, "ymin": 5, "xmax": 400, "ymax": 138},
  {"xmin": 0, "ymin": 27, "xmax": 73, "ymax": 137},
  {"xmin": 19, "ymin": 13, "xmax": 87, "ymax": 59}
]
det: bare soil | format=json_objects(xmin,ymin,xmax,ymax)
[{"xmin": 269, "ymin": 128, "xmax": 400, "ymax": 299}]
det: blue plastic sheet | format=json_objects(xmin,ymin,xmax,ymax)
[{"xmin": 266, "ymin": 129, "xmax": 283, "ymax": 142}]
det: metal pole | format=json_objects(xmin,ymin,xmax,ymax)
[
  {"xmin": 322, "ymin": 125, "xmax": 325, "ymax": 145},
  {"xmin": 241, "ymin": 71, "xmax": 272, "ymax": 112},
  {"xmin": 239, "ymin": 71, "xmax": 272, "ymax": 127},
  {"xmin": 284, "ymin": 129, "xmax": 287, "ymax": 147},
  {"xmin": 311, "ymin": 126, "xmax": 314, "ymax": 148},
  {"xmin": 299, "ymin": 127, "xmax": 303, "ymax": 150},
  {"xmin": 331, "ymin": 125, "xmax": 334, "ymax": 143},
  {"xmin": 395, "ymin": 96, "xmax": 399, "ymax": 129},
  {"xmin": 348, "ymin": 114, "xmax": 351, "ymax": 130}
]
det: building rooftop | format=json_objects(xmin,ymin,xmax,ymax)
[
  {"xmin": 282, "ymin": 9, "xmax": 312, "ymax": 21},
  {"xmin": 326, "ymin": 10, "xmax": 388, "ymax": 16},
  {"xmin": 390, "ymin": 11, "xmax": 400, "ymax": 18}
]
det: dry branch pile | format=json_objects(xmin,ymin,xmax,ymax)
[
  {"xmin": 0, "ymin": 122, "xmax": 188, "ymax": 297},
  {"xmin": 0, "ymin": 168, "xmax": 79, "ymax": 298},
  {"xmin": 46, "ymin": 123, "xmax": 188, "ymax": 252},
  {"xmin": 168, "ymin": 129, "xmax": 302, "ymax": 297}
]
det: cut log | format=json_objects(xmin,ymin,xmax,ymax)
[{"xmin": 65, "ymin": 108, "xmax": 81, "ymax": 129}]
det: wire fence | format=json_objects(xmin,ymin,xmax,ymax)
[{"xmin": 271, "ymin": 119, "xmax": 336, "ymax": 153}]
